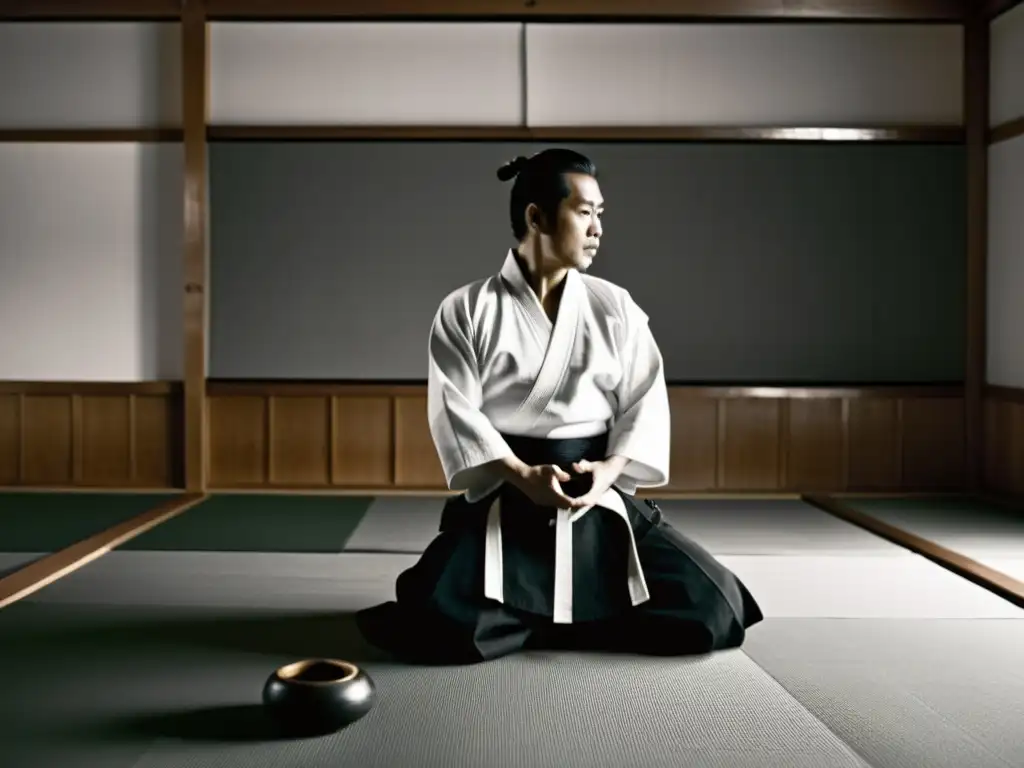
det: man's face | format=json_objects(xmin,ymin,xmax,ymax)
[{"xmin": 539, "ymin": 173, "xmax": 604, "ymax": 273}]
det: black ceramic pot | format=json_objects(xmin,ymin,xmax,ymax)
[{"xmin": 262, "ymin": 658, "xmax": 376, "ymax": 735}]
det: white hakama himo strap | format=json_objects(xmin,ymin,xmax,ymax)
[
  {"xmin": 482, "ymin": 488, "xmax": 651, "ymax": 624},
  {"xmin": 483, "ymin": 497, "xmax": 505, "ymax": 603}
]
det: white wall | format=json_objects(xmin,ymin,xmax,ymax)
[
  {"xmin": 0, "ymin": 22, "xmax": 183, "ymax": 382},
  {"xmin": 208, "ymin": 22, "xmax": 963, "ymax": 126},
  {"xmin": 209, "ymin": 23, "xmax": 523, "ymax": 125},
  {"xmin": 0, "ymin": 22, "xmax": 181, "ymax": 128},
  {"xmin": 526, "ymin": 24, "xmax": 962, "ymax": 126},
  {"xmin": 987, "ymin": 3, "xmax": 1024, "ymax": 388},
  {"xmin": 0, "ymin": 143, "xmax": 183, "ymax": 381},
  {"xmin": 990, "ymin": 2, "xmax": 1024, "ymax": 127}
]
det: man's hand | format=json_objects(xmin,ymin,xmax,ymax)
[
  {"xmin": 489, "ymin": 453, "xmax": 629, "ymax": 511},
  {"xmin": 568, "ymin": 455, "xmax": 629, "ymax": 513},
  {"xmin": 516, "ymin": 464, "xmax": 582, "ymax": 509}
]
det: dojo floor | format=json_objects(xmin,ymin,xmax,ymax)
[{"xmin": 1, "ymin": 492, "xmax": 1023, "ymax": 768}]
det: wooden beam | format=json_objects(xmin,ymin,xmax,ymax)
[
  {"xmin": 0, "ymin": 0, "xmax": 180, "ymax": 19},
  {"xmin": 182, "ymin": 1, "xmax": 209, "ymax": 493},
  {"xmin": 0, "ymin": 128, "xmax": 183, "ymax": 142},
  {"xmin": 207, "ymin": 124, "xmax": 966, "ymax": 143},
  {"xmin": 964, "ymin": 7, "xmax": 988, "ymax": 491},
  {"xmin": 805, "ymin": 494, "xmax": 1024, "ymax": 610},
  {"xmin": 990, "ymin": 116, "xmax": 1024, "ymax": 144},
  {"xmin": 203, "ymin": 0, "xmax": 966, "ymax": 21},
  {"xmin": 985, "ymin": 0, "xmax": 1023, "ymax": 20},
  {"xmin": 206, "ymin": 380, "xmax": 964, "ymax": 398}
]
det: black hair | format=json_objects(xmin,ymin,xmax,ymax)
[{"xmin": 496, "ymin": 148, "xmax": 598, "ymax": 241}]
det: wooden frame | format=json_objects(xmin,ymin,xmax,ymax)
[
  {"xmin": 181, "ymin": 3, "xmax": 209, "ymax": 493},
  {"xmin": 964, "ymin": 4, "xmax": 989, "ymax": 491},
  {"xmin": 207, "ymin": 125, "xmax": 966, "ymax": 143},
  {"xmin": 990, "ymin": 116, "xmax": 1024, "ymax": 144},
  {"xmin": 3, "ymin": 0, "xmax": 970, "ymax": 22},
  {"xmin": 986, "ymin": 0, "xmax": 1024, "ymax": 21}
]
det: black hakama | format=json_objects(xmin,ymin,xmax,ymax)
[{"xmin": 356, "ymin": 433, "xmax": 763, "ymax": 664}]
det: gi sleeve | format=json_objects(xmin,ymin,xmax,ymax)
[
  {"xmin": 427, "ymin": 294, "xmax": 515, "ymax": 492},
  {"xmin": 606, "ymin": 294, "xmax": 671, "ymax": 493}
]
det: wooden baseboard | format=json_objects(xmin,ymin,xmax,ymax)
[{"xmin": 984, "ymin": 385, "xmax": 1024, "ymax": 502}]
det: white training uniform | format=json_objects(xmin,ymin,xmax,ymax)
[{"xmin": 426, "ymin": 249, "xmax": 671, "ymax": 623}]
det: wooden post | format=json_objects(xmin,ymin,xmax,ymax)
[
  {"xmin": 181, "ymin": 0, "xmax": 209, "ymax": 491},
  {"xmin": 964, "ymin": 5, "xmax": 989, "ymax": 491}
]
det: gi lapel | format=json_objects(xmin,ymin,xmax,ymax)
[{"xmin": 499, "ymin": 251, "xmax": 584, "ymax": 432}]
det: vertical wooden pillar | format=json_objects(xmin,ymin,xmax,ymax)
[
  {"xmin": 181, "ymin": 0, "xmax": 209, "ymax": 491},
  {"xmin": 964, "ymin": 7, "xmax": 989, "ymax": 491}
]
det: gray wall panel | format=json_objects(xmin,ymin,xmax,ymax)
[{"xmin": 208, "ymin": 141, "xmax": 965, "ymax": 383}]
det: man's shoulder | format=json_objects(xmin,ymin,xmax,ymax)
[
  {"xmin": 579, "ymin": 273, "xmax": 639, "ymax": 317},
  {"xmin": 434, "ymin": 274, "xmax": 501, "ymax": 321}
]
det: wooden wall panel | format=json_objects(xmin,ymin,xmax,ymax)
[
  {"xmin": 393, "ymin": 395, "xmax": 447, "ymax": 489},
  {"xmin": 0, "ymin": 395, "xmax": 18, "ymax": 483},
  {"xmin": 985, "ymin": 386, "xmax": 1024, "ymax": 499},
  {"xmin": 0, "ymin": 383, "xmax": 179, "ymax": 488},
  {"xmin": 22, "ymin": 395, "xmax": 73, "ymax": 485},
  {"xmin": 202, "ymin": 389, "xmax": 397, "ymax": 489},
  {"xmin": 332, "ymin": 396, "xmax": 393, "ymax": 487},
  {"xmin": 0, "ymin": 382, "xmax": 970, "ymax": 495},
  {"xmin": 719, "ymin": 398, "xmax": 782, "ymax": 491},
  {"xmin": 134, "ymin": 394, "xmax": 175, "ymax": 487},
  {"xmin": 269, "ymin": 396, "xmax": 330, "ymax": 486},
  {"xmin": 206, "ymin": 395, "xmax": 266, "ymax": 485},
  {"xmin": 846, "ymin": 398, "xmax": 902, "ymax": 490},
  {"xmin": 79, "ymin": 395, "xmax": 132, "ymax": 486},
  {"xmin": 665, "ymin": 392, "xmax": 717, "ymax": 491},
  {"xmin": 199, "ymin": 383, "xmax": 969, "ymax": 494},
  {"xmin": 902, "ymin": 397, "xmax": 967, "ymax": 489},
  {"xmin": 786, "ymin": 398, "xmax": 844, "ymax": 491}
]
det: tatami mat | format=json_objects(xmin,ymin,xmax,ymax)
[
  {"xmin": 0, "ymin": 602, "xmax": 869, "ymax": 768},
  {"xmin": 744, "ymin": 618, "xmax": 1024, "ymax": 768},
  {"xmin": 0, "ymin": 552, "xmax": 44, "ymax": 579},
  {"xmin": 343, "ymin": 496, "xmax": 448, "ymax": 553},
  {"xmin": 654, "ymin": 499, "xmax": 909, "ymax": 556},
  {"xmin": 19, "ymin": 544, "xmax": 1023, "ymax": 620},
  {"xmin": 719, "ymin": 554, "xmax": 1022, "ymax": 618},
  {"xmin": 0, "ymin": 492, "xmax": 175, "ymax": 553},
  {"xmin": 121, "ymin": 494, "xmax": 372, "ymax": 553},
  {"xmin": 131, "ymin": 652, "xmax": 871, "ymax": 768},
  {"xmin": 344, "ymin": 496, "xmax": 911, "ymax": 556},
  {"xmin": 840, "ymin": 496, "xmax": 1024, "ymax": 558}
]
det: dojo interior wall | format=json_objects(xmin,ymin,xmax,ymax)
[
  {"xmin": 984, "ymin": 3, "xmax": 1024, "ymax": 499},
  {"xmin": 0, "ymin": 13, "xmax": 1012, "ymax": 496},
  {"xmin": 0, "ymin": 22, "xmax": 184, "ymax": 382}
]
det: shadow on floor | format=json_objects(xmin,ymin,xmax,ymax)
[
  {"xmin": 3, "ymin": 609, "xmax": 394, "ymax": 663},
  {"xmin": 99, "ymin": 704, "xmax": 293, "ymax": 743}
]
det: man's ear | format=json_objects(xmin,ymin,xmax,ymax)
[{"xmin": 525, "ymin": 203, "xmax": 548, "ymax": 234}]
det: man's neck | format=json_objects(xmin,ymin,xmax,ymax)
[{"xmin": 515, "ymin": 246, "xmax": 568, "ymax": 304}]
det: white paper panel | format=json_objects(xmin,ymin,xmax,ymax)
[
  {"xmin": 209, "ymin": 22, "xmax": 523, "ymax": 125},
  {"xmin": 987, "ymin": 134, "xmax": 1024, "ymax": 388},
  {"xmin": 990, "ymin": 2, "xmax": 1024, "ymax": 127},
  {"xmin": 526, "ymin": 24, "xmax": 962, "ymax": 126},
  {"xmin": 0, "ymin": 22, "xmax": 180, "ymax": 128},
  {"xmin": 0, "ymin": 144, "xmax": 183, "ymax": 381}
]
